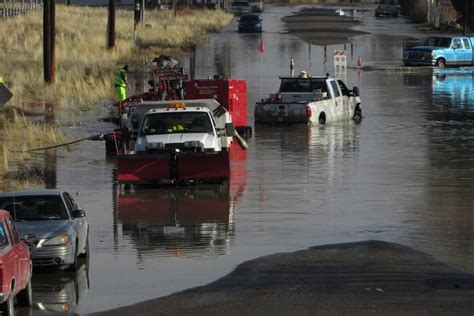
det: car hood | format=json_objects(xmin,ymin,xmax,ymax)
[{"xmin": 16, "ymin": 220, "xmax": 72, "ymax": 239}]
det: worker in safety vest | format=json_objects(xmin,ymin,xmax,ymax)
[
  {"xmin": 112, "ymin": 65, "xmax": 130, "ymax": 125},
  {"xmin": 114, "ymin": 65, "xmax": 130, "ymax": 101}
]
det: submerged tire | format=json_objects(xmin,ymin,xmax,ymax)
[
  {"xmin": 353, "ymin": 106, "xmax": 362, "ymax": 124},
  {"xmin": 318, "ymin": 112, "xmax": 326, "ymax": 125},
  {"xmin": 436, "ymin": 58, "xmax": 446, "ymax": 68},
  {"xmin": 0, "ymin": 288, "xmax": 14, "ymax": 316},
  {"xmin": 17, "ymin": 278, "xmax": 33, "ymax": 307}
]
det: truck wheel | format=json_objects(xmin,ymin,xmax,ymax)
[
  {"xmin": 0, "ymin": 288, "xmax": 14, "ymax": 316},
  {"xmin": 17, "ymin": 278, "xmax": 32, "ymax": 307},
  {"xmin": 318, "ymin": 113, "xmax": 326, "ymax": 125},
  {"xmin": 436, "ymin": 58, "xmax": 446, "ymax": 68},
  {"xmin": 353, "ymin": 106, "xmax": 362, "ymax": 124}
]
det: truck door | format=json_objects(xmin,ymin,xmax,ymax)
[
  {"xmin": 5, "ymin": 217, "xmax": 28, "ymax": 290},
  {"xmin": 462, "ymin": 38, "xmax": 472, "ymax": 65},
  {"xmin": 451, "ymin": 38, "xmax": 465, "ymax": 65},
  {"xmin": 329, "ymin": 80, "xmax": 343, "ymax": 110}
]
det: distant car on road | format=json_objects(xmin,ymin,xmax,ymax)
[
  {"xmin": 229, "ymin": 1, "xmax": 251, "ymax": 15},
  {"xmin": 238, "ymin": 14, "xmax": 262, "ymax": 33},
  {"xmin": 375, "ymin": 0, "xmax": 399, "ymax": 17},
  {"xmin": 0, "ymin": 190, "xmax": 89, "ymax": 271},
  {"xmin": 0, "ymin": 209, "xmax": 33, "ymax": 316}
]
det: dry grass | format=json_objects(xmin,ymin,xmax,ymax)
[
  {"xmin": 0, "ymin": 110, "xmax": 69, "ymax": 190},
  {"xmin": 0, "ymin": 6, "xmax": 233, "ymax": 108}
]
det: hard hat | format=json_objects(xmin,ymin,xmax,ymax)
[{"xmin": 300, "ymin": 70, "xmax": 307, "ymax": 74}]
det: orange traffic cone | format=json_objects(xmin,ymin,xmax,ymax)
[{"xmin": 357, "ymin": 56, "xmax": 363, "ymax": 68}]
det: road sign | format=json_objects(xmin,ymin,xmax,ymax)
[{"xmin": 0, "ymin": 84, "xmax": 13, "ymax": 107}]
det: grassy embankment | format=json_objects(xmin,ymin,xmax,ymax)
[{"xmin": 0, "ymin": 6, "xmax": 233, "ymax": 189}]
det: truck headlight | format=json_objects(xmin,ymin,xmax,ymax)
[
  {"xmin": 184, "ymin": 141, "xmax": 203, "ymax": 148},
  {"xmin": 43, "ymin": 234, "xmax": 70, "ymax": 246},
  {"xmin": 148, "ymin": 142, "xmax": 165, "ymax": 149}
]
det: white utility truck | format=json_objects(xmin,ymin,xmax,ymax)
[{"xmin": 254, "ymin": 75, "xmax": 362, "ymax": 125}]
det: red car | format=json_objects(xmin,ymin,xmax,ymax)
[{"xmin": 0, "ymin": 210, "xmax": 32, "ymax": 315}]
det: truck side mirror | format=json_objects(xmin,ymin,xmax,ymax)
[
  {"xmin": 225, "ymin": 123, "xmax": 236, "ymax": 137},
  {"xmin": 352, "ymin": 87, "xmax": 360, "ymax": 97}
]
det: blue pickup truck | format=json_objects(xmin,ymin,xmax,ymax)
[{"xmin": 403, "ymin": 36, "xmax": 474, "ymax": 67}]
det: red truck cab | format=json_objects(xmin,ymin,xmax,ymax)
[{"xmin": 0, "ymin": 210, "xmax": 32, "ymax": 315}]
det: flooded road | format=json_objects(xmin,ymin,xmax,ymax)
[{"xmin": 14, "ymin": 4, "xmax": 474, "ymax": 315}]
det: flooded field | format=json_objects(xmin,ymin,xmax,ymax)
[{"xmin": 11, "ymin": 4, "xmax": 474, "ymax": 315}]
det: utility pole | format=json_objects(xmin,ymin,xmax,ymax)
[
  {"xmin": 43, "ymin": 0, "xmax": 55, "ymax": 83},
  {"xmin": 107, "ymin": 0, "xmax": 116, "ymax": 49},
  {"xmin": 43, "ymin": 0, "xmax": 51, "ymax": 83},
  {"xmin": 463, "ymin": 0, "xmax": 468, "ymax": 36},
  {"xmin": 173, "ymin": 0, "xmax": 177, "ymax": 17}
]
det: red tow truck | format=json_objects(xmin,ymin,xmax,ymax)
[
  {"xmin": 102, "ymin": 65, "xmax": 250, "ymax": 185},
  {"xmin": 106, "ymin": 66, "xmax": 251, "ymax": 155}
]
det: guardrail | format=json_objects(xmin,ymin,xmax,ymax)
[{"xmin": 0, "ymin": 1, "xmax": 43, "ymax": 18}]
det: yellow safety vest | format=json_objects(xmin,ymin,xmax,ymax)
[{"xmin": 0, "ymin": 77, "xmax": 4, "ymax": 84}]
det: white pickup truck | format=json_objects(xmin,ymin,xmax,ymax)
[
  {"xmin": 117, "ymin": 99, "xmax": 237, "ymax": 184},
  {"xmin": 254, "ymin": 75, "xmax": 362, "ymax": 125}
]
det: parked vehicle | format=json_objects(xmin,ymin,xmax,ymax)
[
  {"xmin": 254, "ymin": 75, "xmax": 362, "ymax": 125},
  {"xmin": 375, "ymin": 0, "xmax": 399, "ymax": 17},
  {"xmin": 0, "ymin": 190, "xmax": 89, "ymax": 271},
  {"xmin": 403, "ymin": 36, "xmax": 474, "ymax": 67},
  {"xmin": 249, "ymin": 0, "xmax": 263, "ymax": 12},
  {"xmin": 117, "ymin": 99, "xmax": 241, "ymax": 184},
  {"xmin": 0, "ymin": 210, "xmax": 32, "ymax": 316},
  {"xmin": 229, "ymin": 1, "xmax": 251, "ymax": 15},
  {"xmin": 238, "ymin": 14, "xmax": 262, "ymax": 33}
]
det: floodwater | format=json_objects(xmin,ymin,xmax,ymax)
[{"xmin": 13, "ymin": 4, "xmax": 474, "ymax": 315}]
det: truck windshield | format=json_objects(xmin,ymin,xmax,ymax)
[
  {"xmin": 423, "ymin": 37, "xmax": 451, "ymax": 48},
  {"xmin": 141, "ymin": 112, "xmax": 214, "ymax": 135}
]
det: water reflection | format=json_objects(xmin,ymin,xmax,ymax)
[
  {"xmin": 432, "ymin": 69, "xmax": 474, "ymax": 112},
  {"xmin": 117, "ymin": 184, "xmax": 235, "ymax": 258},
  {"xmin": 17, "ymin": 259, "xmax": 89, "ymax": 316}
]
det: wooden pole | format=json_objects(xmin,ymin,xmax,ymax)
[
  {"xmin": 43, "ymin": 0, "xmax": 51, "ymax": 83},
  {"xmin": 107, "ymin": 0, "xmax": 115, "ymax": 49},
  {"xmin": 50, "ymin": 0, "xmax": 56, "ymax": 83},
  {"xmin": 463, "ymin": 0, "xmax": 468, "ymax": 36}
]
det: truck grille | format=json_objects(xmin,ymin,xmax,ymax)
[{"xmin": 407, "ymin": 51, "xmax": 424, "ymax": 60}]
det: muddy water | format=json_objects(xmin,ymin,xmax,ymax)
[{"xmin": 15, "ymin": 5, "xmax": 474, "ymax": 315}]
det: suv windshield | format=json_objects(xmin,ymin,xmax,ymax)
[
  {"xmin": 0, "ymin": 195, "xmax": 68, "ymax": 221},
  {"xmin": 140, "ymin": 112, "xmax": 214, "ymax": 135}
]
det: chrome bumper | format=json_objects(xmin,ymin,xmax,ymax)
[{"xmin": 31, "ymin": 243, "xmax": 75, "ymax": 267}]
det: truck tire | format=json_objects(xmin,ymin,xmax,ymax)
[
  {"xmin": 353, "ymin": 106, "xmax": 362, "ymax": 124},
  {"xmin": 17, "ymin": 278, "xmax": 32, "ymax": 307},
  {"xmin": 0, "ymin": 287, "xmax": 14, "ymax": 316},
  {"xmin": 318, "ymin": 112, "xmax": 326, "ymax": 125},
  {"xmin": 436, "ymin": 58, "xmax": 446, "ymax": 68}
]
